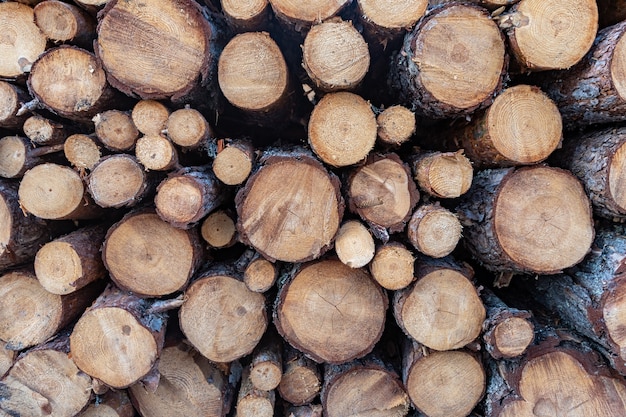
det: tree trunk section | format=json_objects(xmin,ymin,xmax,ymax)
[
  {"xmin": 236, "ymin": 367, "xmax": 275, "ymax": 417},
  {"xmin": 268, "ymin": 0, "xmax": 350, "ymax": 34},
  {"xmin": 376, "ymin": 105, "xmax": 416, "ymax": 148},
  {"xmin": 456, "ymin": 166, "xmax": 595, "ymax": 275},
  {"xmin": 278, "ymin": 345, "xmax": 321, "ymax": 406},
  {"xmin": 93, "ymin": 110, "xmax": 139, "ymax": 152},
  {"xmin": 0, "ymin": 82, "xmax": 30, "ymax": 129},
  {"xmin": 355, "ymin": 0, "xmax": 427, "ymax": 48},
  {"xmin": 33, "ymin": 0, "xmax": 96, "ymax": 49},
  {"xmin": 201, "ymin": 210, "xmax": 238, "ymax": 249},
  {"xmin": 165, "ymin": 107, "xmax": 212, "ymax": 150},
  {"xmin": 24, "ymin": 115, "xmax": 75, "ymax": 146},
  {"xmin": 406, "ymin": 204, "xmax": 462, "ymax": 258},
  {"xmin": 135, "ymin": 134, "xmax": 179, "ymax": 171},
  {"xmin": 0, "ymin": 136, "xmax": 63, "ymax": 179},
  {"xmin": 369, "ymin": 242, "xmax": 415, "ymax": 291},
  {"xmin": 221, "ymin": 0, "xmax": 269, "ymax": 32},
  {"xmin": 334, "ymin": 220, "xmax": 376, "ymax": 269},
  {"xmin": 131, "ymin": 100, "xmax": 170, "ymax": 136},
  {"xmin": 389, "ymin": 3, "xmax": 506, "ymax": 118},
  {"xmin": 212, "ymin": 139, "xmax": 254, "ymax": 186},
  {"xmin": 64, "ymin": 134, "xmax": 102, "ymax": 172},
  {"xmin": 249, "ymin": 328, "xmax": 283, "ymax": 391}
]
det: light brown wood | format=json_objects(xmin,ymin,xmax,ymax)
[
  {"xmin": 411, "ymin": 150, "xmax": 473, "ymax": 198},
  {"xmin": 0, "ymin": 2, "xmax": 47, "ymax": 79},
  {"xmin": 498, "ymin": 0, "xmax": 598, "ymax": 71},
  {"xmin": 131, "ymin": 100, "xmax": 170, "ymax": 136},
  {"xmin": 64, "ymin": 134, "xmax": 102, "ymax": 172},
  {"xmin": 302, "ymin": 19, "xmax": 370, "ymax": 92},
  {"xmin": 79, "ymin": 390, "xmax": 135, "ymax": 417},
  {"xmin": 377, "ymin": 105, "xmax": 416, "ymax": 147},
  {"xmin": 87, "ymin": 154, "xmax": 152, "ymax": 208},
  {"xmin": 357, "ymin": 0, "xmax": 427, "ymax": 40},
  {"xmin": 285, "ymin": 404, "xmax": 323, "ymax": 417},
  {"xmin": 278, "ymin": 345, "xmax": 321, "ymax": 405},
  {"xmin": 33, "ymin": 0, "xmax": 96, "ymax": 49},
  {"xmin": 406, "ymin": 204, "xmax": 462, "ymax": 258},
  {"xmin": 369, "ymin": 242, "xmax": 415, "ymax": 291},
  {"xmin": 201, "ymin": 210, "xmax": 237, "ymax": 249},
  {"xmin": 243, "ymin": 257, "xmax": 277, "ymax": 293},
  {"xmin": 0, "ymin": 82, "xmax": 30, "ymax": 129},
  {"xmin": 129, "ymin": 343, "xmax": 230, "ymax": 417},
  {"xmin": 236, "ymin": 367, "xmax": 275, "ymax": 417},
  {"xmin": 268, "ymin": 0, "xmax": 351, "ymax": 31},
  {"xmin": 166, "ymin": 107, "xmax": 212, "ymax": 149},
  {"xmin": 0, "ymin": 136, "xmax": 63, "ymax": 179},
  {"xmin": 222, "ymin": 0, "xmax": 269, "ymax": 32},
  {"xmin": 394, "ymin": 258, "xmax": 485, "ymax": 351},
  {"xmin": 249, "ymin": 329, "xmax": 283, "ymax": 391},
  {"xmin": 24, "ymin": 115, "xmax": 73, "ymax": 146},
  {"xmin": 334, "ymin": 220, "xmax": 375, "ymax": 268},
  {"xmin": 179, "ymin": 268, "xmax": 268, "ymax": 363},
  {"xmin": 135, "ymin": 134, "xmax": 179, "ymax": 171},
  {"xmin": 308, "ymin": 92, "xmax": 377, "ymax": 167},
  {"xmin": 93, "ymin": 110, "xmax": 139, "ymax": 152},
  {"xmin": 96, "ymin": 0, "xmax": 213, "ymax": 100},
  {"xmin": 275, "ymin": 259, "xmax": 387, "ymax": 364},
  {"xmin": 236, "ymin": 152, "xmax": 343, "ymax": 263},
  {"xmin": 212, "ymin": 139, "xmax": 254, "ymax": 186},
  {"xmin": 19, "ymin": 162, "xmax": 102, "ymax": 220},
  {"xmin": 103, "ymin": 210, "xmax": 203, "ymax": 296}
]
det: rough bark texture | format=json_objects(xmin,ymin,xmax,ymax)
[{"xmin": 278, "ymin": 344, "xmax": 321, "ymax": 406}]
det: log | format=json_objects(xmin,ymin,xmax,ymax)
[
  {"xmin": 456, "ymin": 166, "xmax": 594, "ymax": 275},
  {"xmin": 274, "ymin": 259, "xmax": 388, "ymax": 364},
  {"xmin": 236, "ymin": 367, "xmax": 275, "ymax": 417},
  {"xmin": 308, "ymin": 92, "xmax": 377, "ymax": 167},
  {"xmin": 0, "ymin": 136, "xmax": 63, "ymax": 179},
  {"xmin": 347, "ymin": 153, "xmax": 419, "ymax": 236},
  {"xmin": 355, "ymin": 0, "xmax": 427, "ymax": 46},
  {"xmin": 18, "ymin": 162, "xmax": 103, "ymax": 220},
  {"xmin": 369, "ymin": 242, "xmax": 415, "ymax": 291},
  {"xmin": 0, "ymin": 334, "xmax": 92, "ymax": 417},
  {"xmin": 0, "ymin": 82, "xmax": 30, "ymax": 129},
  {"xmin": 538, "ymin": 20, "xmax": 626, "ymax": 128},
  {"xmin": 87, "ymin": 154, "xmax": 154, "ymax": 208},
  {"xmin": 0, "ymin": 2, "xmax": 47, "ymax": 79},
  {"xmin": 497, "ymin": 0, "xmax": 598, "ymax": 71},
  {"xmin": 278, "ymin": 345, "xmax": 321, "ymax": 406},
  {"xmin": 243, "ymin": 256, "xmax": 277, "ymax": 293},
  {"xmin": 200, "ymin": 210, "xmax": 237, "ymax": 249},
  {"xmin": 33, "ymin": 0, "xmax": 96, "ymax": 49},
  {"xmin": 135, "ymin": 134, "xmax": 179, "ymax": 171},
  {"xmin": 129, "ymin": 342, "xmax": 231, "ymax": 417},
  {"xmin": 64, "ymin": 133, "xmax": 102, "ymax": 172},
  {"xmin": 236, "ymin": 150, "xmax": 343, "ymax": 263},
  {"xmin": 212, "ymin": 139, "xmax": 255, "ymax": 186},
  {"xmin": 389, "ymin": 3, "xmax": 506, "ymax": 118},
  {"xmin": 393, "ymin": 257, "xmax": 485, "ymax": 351},
  {"xmin": 555, "ymin": 126, "xmax": 626, "ymax": 221},
  {"xmin": 165, "ymin": 107, "xmax": 212, "ymax": 150},
  {"xmin": 406, "ymin": 204, "xmax": 462, "ymax": 259},
  {"xmin": 302, "ymin": 19, "xmax": 370, "ymax": 92},
  {"xmin": 402, "ymin": 340, "xmax": 485, "ymax": 417},
  {"xmin": 131, "ymin": 100, "xmax": 170, "ymax": 136},
  {"xmin": 376, "ymin": 105, "xmax": 416, "ymax": 148},
  {"xmin": 249, "ymin": 328, "xmax": 283, "ymax": 391},
  {"xmin": 155, "ymin": 165, "xmax": 226, "ymax": 229},
  {"xmin": 93, "ymin": 110, "xmax": 139, "ymax": 152},
  {"xmin": 78, "ymin": 390, "xmax": 135, "ymax": 417},
  {"xmin": 0, "ymin": 269, "xmax": 102, "ymax": 350},
  {"xmin": 28, "ymin": 46, "xmax": 121, "ymax": 121},
  {"xmin": 23, "ymin": 115, "xmax": 74, "ymax": 146},
  {"xmin": 268, "ymin": 0, "xmax": 350, "ymax": 33},
  {"xmin": 221, "ymin": 0, "xmax": 269, "ymax": 32},
  {"xmin": 103, "ymin": 209, "xmax": 204, "ymax": 296},
  {"xmin": 95, "ymin": 0, "xmax": 215, "ymax": 101},
  {"xmin": 443, "ymin": 85, "xmax": 563, "ymax": 168},
  {"xmin": 69, "ymin": 285, "xmax": 169, "ymax": 389},
  {"xmin": 334, "ymin": 220, "xmax": 375, "ymax": 269},
  {"xmin": 34, "ymin": 224, "xmax": 107, "ymax": 295},
  {"xmin": 410, "ymin": 150, "xmax": 473, "ymax": 199},
  {"xmin": 179, "ymin": 266, "xmax": 268, "ymax": 363}
]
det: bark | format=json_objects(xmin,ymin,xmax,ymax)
[
  {"xmin": 0, "ymin": 136, "xmax": 63, "ymax": 179},
  {"xmin": 33, "ymin": 0, "xmax": 96, "ymax": 49},
  {"xmin": 278, "ymin": 344, "xmax": 321, "ymax": 406},
  {"xmin": 23, "ymin": 115, "xmax": 76, "ymax": 146},
  {"xmin": 406, "ymin": 203, "xmax": 462, "ymax": 258},
  {"xmin": 456, "ymin": 166, "xmax": 594, "ymax": 275},
  {"xmin": 78, "ymin": 390, "xmax": 135, "ymax": 417}
]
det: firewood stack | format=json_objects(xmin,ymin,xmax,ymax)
[{"xmin": 2, "ymin": 0, "xmax": 626, "ymax": 416}]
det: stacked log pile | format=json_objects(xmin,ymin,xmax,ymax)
[{"xmin": 2, "ymin": 0, "xmax": 626, "ymax": 416}]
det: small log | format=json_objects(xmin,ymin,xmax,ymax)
[
  {"xmin": 497, "ymin": 0, "xmax": 598, "ymax": 71},
  {"xmin": 369, "ymin": 242, "xmax": 415, "ymax": 291},
  {"xmin": 538, "ymin": 21, "xmax": 626, "ymax": 128},
  {"xmin": 555, "ymin": 126, "xmax": 626, "ymax": 221},
  {"xmin": 403, "ymin": 340, "xmax": 485, "ymax": 417},
  {"xmin": 481, "ymin": 289, "xmax": 534, "ymax": 359},
  {"xmin": 0, "ymin": 334, "xmax": 92, "ymax": 417},
  {"xmin": 33, "ymin": 0, "xmax": 96, "ymax": 49},
  {"xmin": 278, "ymin": 345, "xmax": 321, "ymax": 406},
  {"xmin": 456, "ymin": 166, "xmax": 595, "ymax": 275},
  {"xmin": 70, "ymin": 285, "xmax": 168, "ymax": 389},
  {"xmin": 406, "ymin": 204, "xmax": 462, "ymax": 259},
  {"xmin": 87, "ymin": 154, "xmax": 154, "ymax": 208},
  {"xmin": 23, "ymin": 115, "xmax": 74, "ymax": 146},
  {"xmin": 389, "ymin": 3, "xmax": 506, "ymax": 118},
  {"xmin": 0, "ymin": 82, "xmax": 30, "ymax": 129},
  {"xmin": 393, "ymin": 257, "xmax": 485, "ymax": 351},
  {"xmin": 0, "ymin": 136, "xmax": 63, "ymax": 179},
  {"xmin": 78, "ymin": 390, "xmax": 135, "ymax": 417},
  {"xmin": 249, "ymin": 328, "xmax": 283, "ymax": 391},
  {"xmin": 302, "ymin": 19, "xmax": 370, "ymax": 92},
  {"xmin": 200, "ymin": 210, "xmax": 237, "ymax": 249},
  {"xmin": 268, "ymin": 0, "xmax": 351, "ymax": 33},
  {"xmin": 236, "ymin": 367, "xmax": 275, "ymax": 417},
  {"xmin": 131, "ymin": 100, "xmax": 170, "ymax": 136},
  {"xmin": 444, "ymin": 85, "xmax": 563, "ymax": 168},
  {"xmin": 334, "ymin": 220, "xmax": 375, "ymax": 269},
  {"xmin": 18, "ymin": 162, "xmax": 103, "ymax": 220},
  {"xmin": 95, "ymin": 0, "xmax": 215, "ymax": 101},
  {"xmin": 274, "ymin": 259, "xmax": 388, "ymax": 364},
  {"xmin": 129, "ymin": 342, "xmax": 231, "ymax": 417},
  {"xmin": 135, "ymin": 134, "xmax": 179, "ymax": 171},
  {"xmin": 28, "ymin": 46, "xmax": 120, "ymax": 121},
  {"xmin": 103, "ymin": 209, "xmax": 204, "ymax": 297},
  {"xmin": 165, "ymin": 107, "xmax": 212, "ymax": 150},
  {"xmin": 212, "ymin": 139, "xmax": 255, "ymax": 186},
  {"xmin": 34, "ymin": 224, "xmax": 107, "ymax": 295},
  {"xmin": 93, "ymin": 110, "xmax": 139, "ymax": 152},
  {"xmin": 411, "ymin": 150, "xmax": 473, "ymax": 198},
  {"xmin": 377, "ymin": 105, "xmax": 416, "ymax": 148},
  {"xmin": 356, "ymin": 0, "xmax": 427, "ymax": 45},
  {"xmin": 0, "ymin": 269, "xmax": 102, "ymax": 350},
  {"xmin": 222, "ymin": 0, "xmax": 269, "ymax": 32},
  {"xmin": 348, "ymin": 153, "xmax": 419, "ymax": 235},
  {"xmin": 236, "ymin": 150, "xmax": 343, "ymax": 263},
  {"xmin": 155, "ymin": 165, "xmax": 226, "ymax": 229},
  {"xmin": 234, "ymin": 249, "xmax": 278, "ymax": 293},
  {"xmin": 179, "ymin": 266, "xmax": 267, "ymax": 363},
  {"xmin": 308, "ymin": 92, "xmax": 377, "ymax": 167},
  {"xmin": 285, "ymin": 404, "xmax": 323, "ymax": 417},
  {"xmin": 64, "ymin": 133, "xmax": 102, "ymax": 172},
  {"xmin": 0, "ymin": 2, "xmax": 47, "ymax": 79}
]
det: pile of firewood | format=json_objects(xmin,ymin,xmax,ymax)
[{"xmin": 2, "ymin": 0, "xmax": 626, "ymax": 416}]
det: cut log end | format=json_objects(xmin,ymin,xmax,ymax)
[
  {"xmin": 407, "ymin": 204, "xmax": 462, "ymax": 258},
  {"xmin": 413, "ymin": 151, "xmax": 473, "ymax": 198},
  {"xmin": 492, "ymin": 316, "xmax": 535, "ymax": 358},
  {"xmin": 358, "ymin": 0, "xmax": 428, "ymax": 30},
  {"xmin": 0, "ymin": 136, "xmax": 28, "ymax": 179},
  {"xmin": 135, "ymin": 135, "xmax": 178, "ymax": 171},
  {"xmin": 244, "ymin": 258, "xmax": 277, "ymax": 293},
  {"xmin": 166, "ymin": 108, "xmax": 211, "ymax": 149},
  {"xmin": 213, "ymin": 145, "xmax": 253, "ymax": 186},
  {"xmin": 377, "ymin": 105, "xmax": 416, "ymax": 146},
  {"xmin": 131, "ymin": 100, "xmax": 170, "ymax": 136},
  {"xmin": 33, "ymin": 0, "xmax": 95, "ymax": 46},
  {"xmin": 201, "ymin": 210, "xmax": 237, "ymax": 249},
  {"xmin": 155, "ymin": 176, "xmax": 206, "ymax": 226},
  {"xmin": 87, "ymin": 155, "xmax": 147, "ymax": 208},
  {"xmin": 269, "ymin": 0, "xmax": 350, "ymax": 28},
  {"xmin": 94, "ymin": 110, "xmax": 139, "ymax": 152},
  {"xmin": 334, "ymin": 221, "xmax": 375, "ymax": 269},
  {"xmin": 370, "ymin": 242, "xmax": 415, "ymax": 291},
  {"xmin": 64, "ymin": 134, "xmax": 101, "ymax": 171}
]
